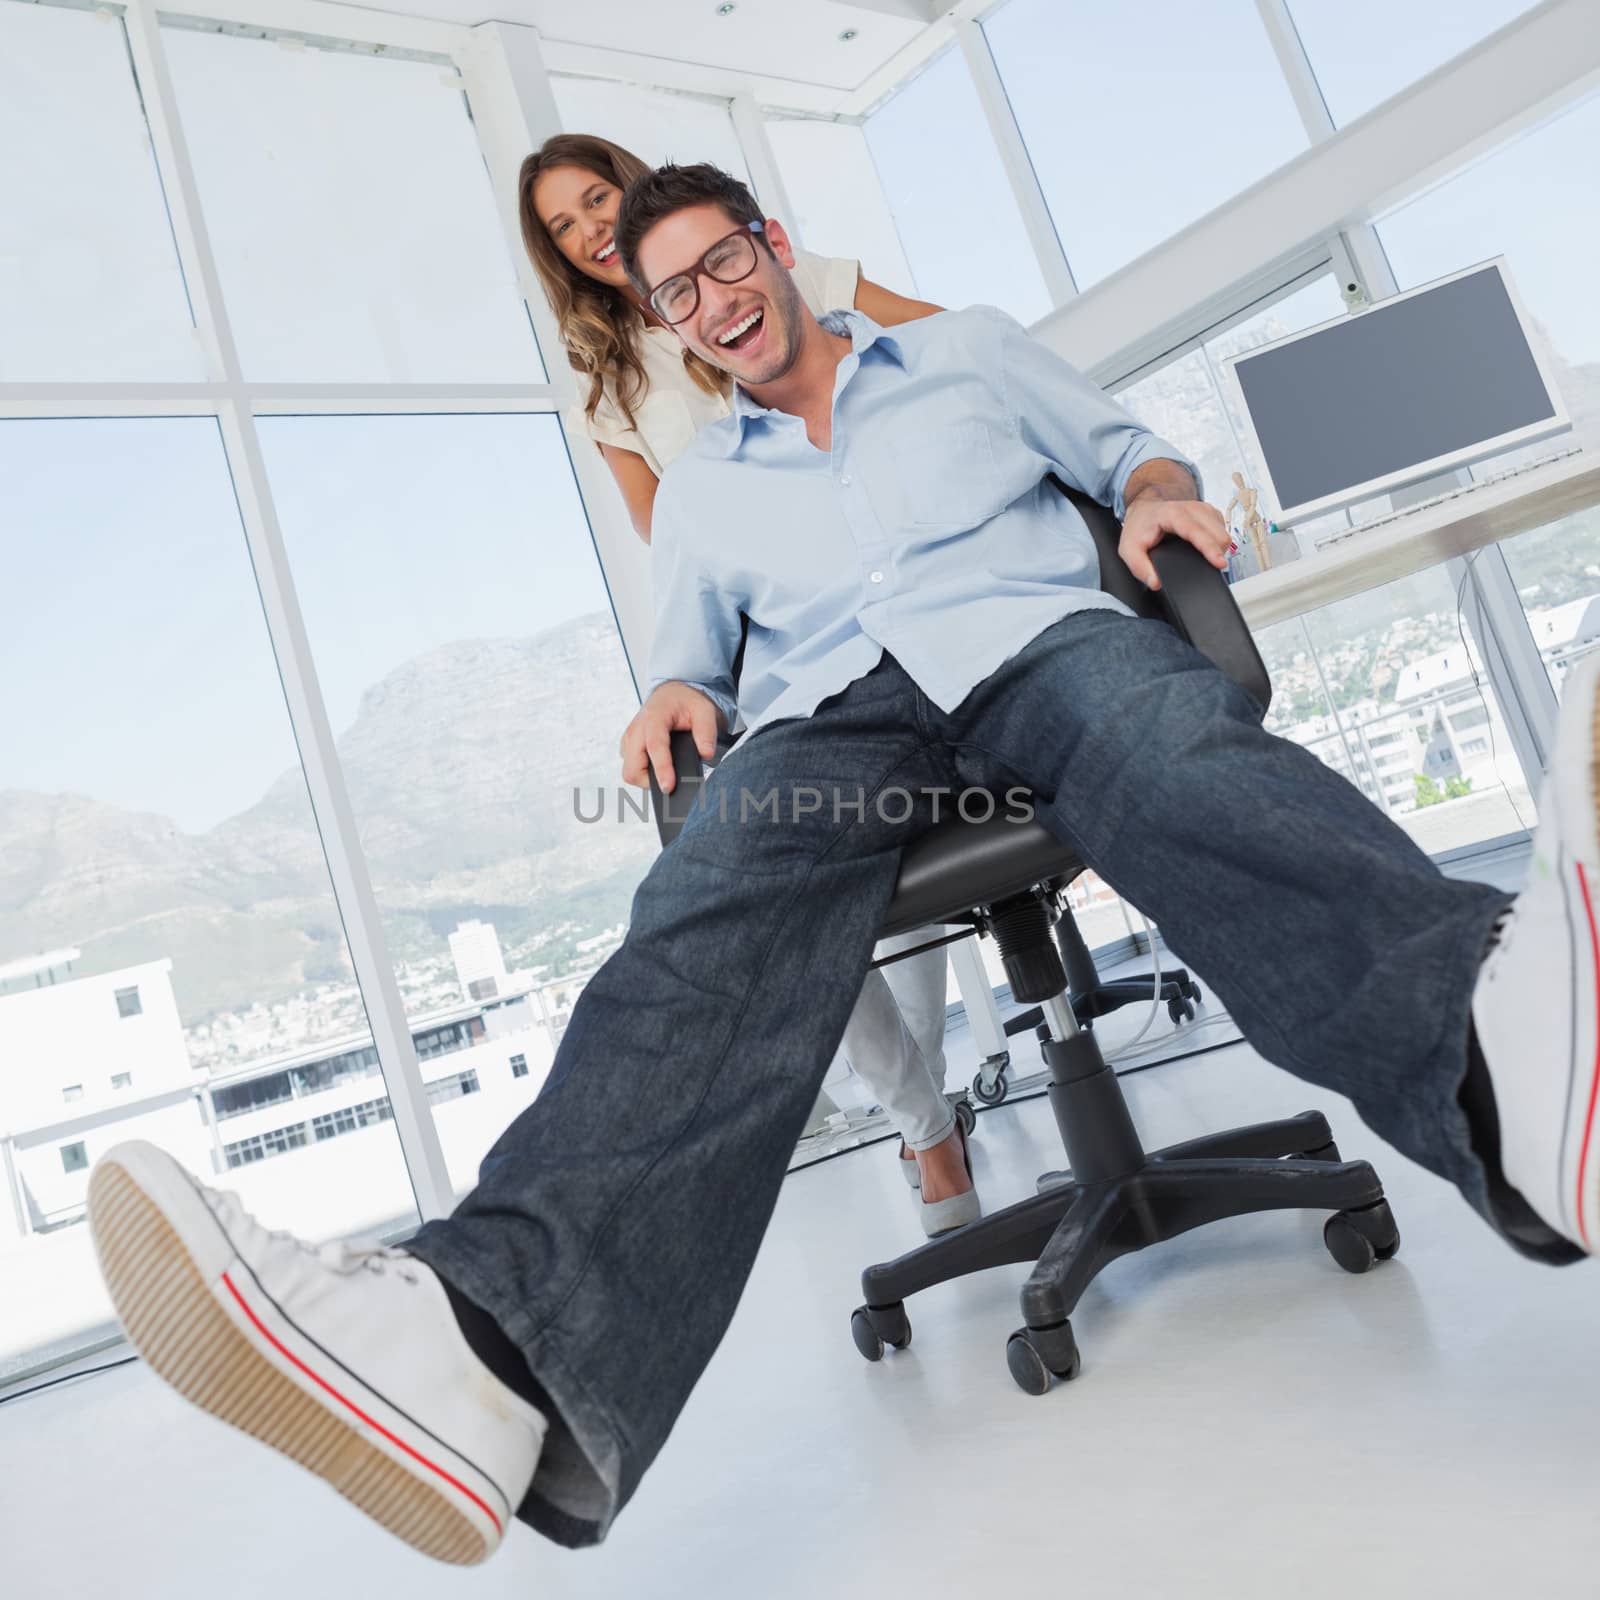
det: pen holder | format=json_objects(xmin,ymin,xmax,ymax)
[
  {"xmin": 1265, "ymin": 526, "xmax": 1301, "ymax": 568},
  {"xmin": 1226, "ymin": 526, "xmax": 1301, "ymax": 582}
]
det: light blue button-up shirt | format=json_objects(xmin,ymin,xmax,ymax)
[{"xmin": 645, "ymin": 305, "xmax": 1198, "ymax": 739}]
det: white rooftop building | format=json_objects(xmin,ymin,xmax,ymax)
[
  {"xmin": 1526, "ymin": 594, "xmax": 1600, "ymax": 686},
  {"xmin": 0, "ymin": 947, "xmax": 82, "ymax": 999},
  {"xmin": 0, "ymin": 956, "xmax": 211, "ymax": 1244}
]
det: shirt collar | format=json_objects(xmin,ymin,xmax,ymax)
[{"xmin": 714, "ymin": 309, "xmax": 907, "ymax": 453}]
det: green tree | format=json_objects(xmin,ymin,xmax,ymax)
[{"xmin": 1414, "ymin": 773, "xmax": 1474, "ymax": 808}]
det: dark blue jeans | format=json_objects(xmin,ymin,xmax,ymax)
[{"xmin": 406, "ymin": 610, "xmax": 1513, "ymax": 1549}]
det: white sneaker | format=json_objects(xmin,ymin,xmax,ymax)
[
  {"xmin": 86, "ymin": 1140, "xmax": 546, "ymax": 1565},
  {"xmin": 1472, "ymin": 650, "xmax": 1600, "ymax": 1253}
]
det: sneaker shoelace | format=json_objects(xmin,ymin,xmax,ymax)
[{"xmin": 200, "ymin": 1183, "xmax": 420, "ymax": 1282}]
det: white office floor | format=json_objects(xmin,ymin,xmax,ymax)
[{"xmin": 6, "ymin": 1022, "xmax": 1600, "ymax": 1599}]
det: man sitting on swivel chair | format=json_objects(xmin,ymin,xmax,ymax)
[{"xmin": 86, "ymin": 163, "xmax": 1593, "ymax": 1568}]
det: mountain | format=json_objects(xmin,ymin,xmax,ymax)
[{"xmin": 0, "ymin": 613, "xmax": 660, "ymax": 1023}]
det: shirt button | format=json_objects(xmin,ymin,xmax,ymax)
[
  {"xmin": 840, "ymin": 474, "xmax": 852, "ymax": 486},
  {"xmin": 869, "ymin": 570, "xmax": 884, "ymax": 584}
]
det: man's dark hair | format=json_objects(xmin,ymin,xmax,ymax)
[{"xmin": 615, "ymin": 163, "xmax": 766, "ymax": 291}]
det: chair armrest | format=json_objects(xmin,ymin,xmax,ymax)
[
  {"xmin": 648, "ymin": 727, "xmax": 741, "ymax": 848},
  {"xmin": 1149, "ymin": 539, "xmax": 1272, "ymax": 715},
  {"xmin": 1056, "ymin": 477, "xmax": 1272, "ymax": 718}
]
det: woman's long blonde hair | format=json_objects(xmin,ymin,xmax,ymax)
[{"xmin": 517, "ymin": 133, "xmax": 726, "ymax": 429}]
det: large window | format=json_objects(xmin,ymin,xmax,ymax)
[
  {"xmin": 550, "ymin": 75, "xmax": 751, "ymax": 189},
  {"xmin": 1499, "ymin": 512, "xmax": 1600, "ymax": 697},
  {"xmin": 1114, "ymin": 274, "xmax": 1347, "ymax": 512},
  {"xmin": 0, "ymin": 4, "xmax": 649, "ymax": 1388},
  {"xmin": 1375, "ymin": 90, "xmax": 1600, "ymax": 695},
  {"xmin": 1377, "ymin": 91, "xmax": 1600, "ymax": 451},
  {"xmin": 1117, "ymin": 271, "xmax": 1538, "ymax": 854},
  {"xmin": 864, "ymin": 46, "xmax": 1052, "ymax": 324},
  {"xmin": 1286, "ymin": 0, "xmax": 1539, "ymax": 129},
  {"xmin": 0, "ymin": 418, "xmax": 413, "ymax": 1373},
  {"xmin": 765, "ymin": 118, "xmax": 917, "ymax": 300},
  {"xmin": 161, "ymin": 25, "xmax": 543, "ymax": 383},
  {"xmin": 259, "ymin": 413, "xmax": 657, "ymax": 1184},
  {"xmin": 1254, "ymin": 567, "xmax": 1536, "ymax": 853},
  {"xmin": 0, "ymin": 0, "xmax": 200, "ymax": 380},
  {"xmin": 983, "ymin": 0, "xmax": 1308, "ymax": 290}
]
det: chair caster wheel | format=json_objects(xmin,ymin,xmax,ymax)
[
  {"xmin": 952, "ymin": 1097, "xmax": 977, "ymax": 1137},
  {"xmin": 972, "ymin": 1060, "xmax": 1010, "ymax": 1106},
  {"xmin": 1324, "ymin": 1200, "xmax": 1400, "ymax": 1274},
  {"xmin": 852, "ymin": 1303, "xmax": 911, "ymax": 1362},
  {"xmin": 1006, "ymin": 1322, "xmax": 1080, "ymax": 1395},
  {"xmin": 1167, "ymin": 996, "xmax": 1195, "ymax": 1024}
]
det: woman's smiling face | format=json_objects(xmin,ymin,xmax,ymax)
[{"xmin": 533, "ymin": 163, "xmax": 630, "ymax": 290}]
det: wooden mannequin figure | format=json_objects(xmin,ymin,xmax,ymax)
[{"xmin": 1225, "ymin": 470, "xmax": 1271, "ymax": 571}]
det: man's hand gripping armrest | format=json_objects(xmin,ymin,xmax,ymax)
[
  {"xmin": 1119, "ymin": 459, "xmax": 1232, "ymax": 591},
  {"xmin": 620, "ymin": 682, "xmax": 727, "ymax": 796}
]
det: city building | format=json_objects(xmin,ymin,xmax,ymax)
[
  {"xmin": 1526, "ymin": 594, "xmax": 1600, "ymax": 687},
  {"xmin": 0, "ymin": 944, "xmax": 563, "ymax": 1248},
  {"xmin": 0, "ymin": 955, "xmax": 211, "ymax": 1243},
  {"xmin": 448, "ymin": 918, "xmax": 510, "ymax": 1002},
  {"xmin": 1393, "ymin": 639, "xmax": 1518, "ymax": 797}
]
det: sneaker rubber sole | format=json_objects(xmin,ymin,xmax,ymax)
[
  {"xmin": 88, "ymin": 1157, "xmax": 500, "ymax": 1566},
  {"xmin": 1563, "ymin": 665, "xmax": 1600, "ymax": 1248}
]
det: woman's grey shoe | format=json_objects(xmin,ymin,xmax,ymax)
[
  {"xmin": 898, "ymin": 1140, "xmax": 922, "ymax": 1189},
  {"xmin": 916, "ymin": 1119, "xmax": 981, "ymax": 1237},
  {"xmin": 918, "ymin": 1187, "xmax": 982, "ymax": 1236}
]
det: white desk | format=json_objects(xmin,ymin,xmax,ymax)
[{"xmin": 1231, "ymin": 451, "xmax": 1600, "ymax": 630}]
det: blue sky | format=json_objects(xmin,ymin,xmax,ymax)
[
  {"xmin": 868, "ymin": 0, "xmax": 1555, "ymax": 321},
  {"xmin": 0, "ymin": 414, "xmax": 618, "ymax": 834}
]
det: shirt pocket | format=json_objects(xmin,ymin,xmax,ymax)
[{"xmin": 885, "ymin": 419, "xmax": 1007, "ymax": 529}]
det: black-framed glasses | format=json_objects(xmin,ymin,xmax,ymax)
[{"xmin": 647, "ymin": 221, "xmax": 765, "ymax": 326}]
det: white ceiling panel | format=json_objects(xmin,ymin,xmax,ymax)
[{"xmin": 351, "ymin": 0, "xmax": 941, "ymax": 105}]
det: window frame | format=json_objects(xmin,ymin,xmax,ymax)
[{"xmin": 0, "ymin": 0, "xmax": 641, "ymax": 1238}]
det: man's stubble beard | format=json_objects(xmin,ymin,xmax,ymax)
[{"xmin": 714, "ymin": 268, "xmax": 807, "ymax": 388}]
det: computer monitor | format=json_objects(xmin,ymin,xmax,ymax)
[{"xmin": 1221, "ymin": 258, "xmax": 1570, "ymax": 526}]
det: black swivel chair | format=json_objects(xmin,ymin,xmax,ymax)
[{"xmin": 649, "ymin": 485, "xmax": 1397, "ymax": 1395}]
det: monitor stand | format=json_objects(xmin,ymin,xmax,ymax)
[{"xmin": 1389, "ymin": 466, "xmax": 1472, "ymax": 511}]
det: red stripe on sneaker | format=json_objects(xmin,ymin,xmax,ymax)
[
  {"xmin": 1571, "ymin": 863, "xmax": 1600, "ymax": 1249},
  {"xmin": 220, "ymin": 1271, "xmax": 504, "ymax": 1535}
]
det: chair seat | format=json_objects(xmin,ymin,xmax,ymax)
[{"xmin": 879, "ymin": 806, "xmax": 1083, "ymax": 938}]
